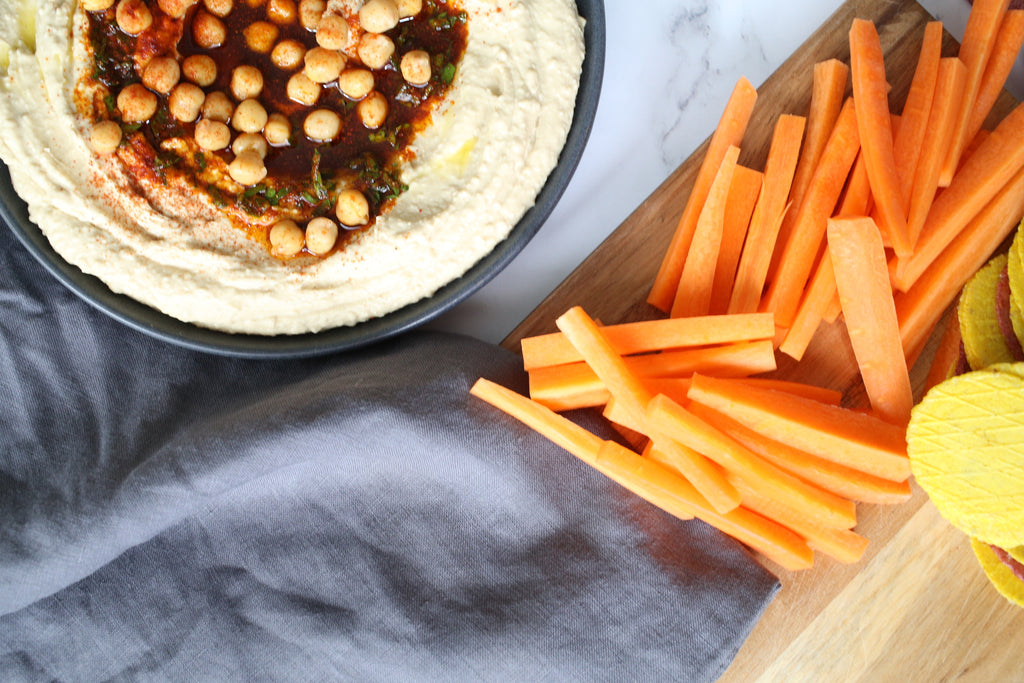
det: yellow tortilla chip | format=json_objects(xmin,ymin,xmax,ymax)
[
  {"xmin": 907, "ymin": 369, "xmax": 1024, "ymax": 548},
  {"xmin": 971, "ymin": 538, "xmax": 1024, "ymax": 608},
  {"xmin": 959, "ymin": 254, "xmax": 1017, "ymax": 370}
]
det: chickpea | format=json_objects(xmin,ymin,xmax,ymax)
[
  {"xmin": 157, "ymin": 0, "xmax": 197, "ymax": 18},
  {"xmin": 396, "ymin": 0, "xmax": 421, "ymax": 19},
  {"xmin": 269, "ymin": 219, "xmax": 304, "ymax": 257},
  {"xmin": 229, "ymin": 150, "xmax": 267, "ymax": 185},
  {"xmin": 115, "ymin": 0, "xmax": 152, "ymax": 35},
  {"xmin": 315, "ymin": 13, "xmax": 349, "ymax": 50},
  {"xmin": 335, "ymin": 188, "xmax": 369, "ymax": 227},
  {"xmin": 270, "ymin": 39, "xmax": 305, "ymax": 70},
  {"xmin": 303, "ymin": 109, "xmax": 341, "ymax": 141},
  {"xmin": 168, "ymin": 82, "xmax": 205, "ymax": 122},
  {"xmin": 303, "ymin": 47, "xmax": 344, "ymax": 84},
  {"xmin": 141, "ymin": 56, "xmax": 181, "ymax": 94},
  {"xmin": 202, "ymin": 0, "xmax": 233, "ymax": 17},
  {"xmin": 399, "ymin": 50, "xmax": 430, "ymax": 87},
  {"xmin": 81, "ymin": 0, "xmax": 115, "ymax": 12},
  {"xmin": 337, "ymin": 68, "xmax": 374, "ymax": 100},
  {"xmin": 358, "ymin": 0, "xmax": 399, "ymax": 33},
  {"xmin": 267, "ymin": 0, "xmax": 296, "ymax": 24},
  {"xmin": 297, "ymin": 0, "xmax": 325, "ymax": 30},
  {"xmin": 232, "ymin": 132, "xmax": 269, "ymax": 158},
  {"xmin": 244, "ymin": 21, "xmax": 279, "ymax": 53},
  {"xmin": 356, "ymin": 32, "xmax": 394, "ymax": 70},
  {"xmin": 232, "ymin": 98, "xmax": 268, "ymax": 133},
  {"xmin": 117, "ymin": 83, "xmax": 158, "ymax": 122},
  {"xmin": 230, "ymin": 65, "xmax": 264, "ymax": 100},
  {"xmin": 263, "ymin": 112, "xmax": 292, "ymax": 146},
  {"xmin": 286, "ymin": 72, "xmax": 320, "ymax": 106},
  {"xmin": 202, "ymin": 91, "xmax": 234, "ymax": 122},
  {"xmin": 194, "ymin": 119, "xmax": 232, "ymax": 150},
  {"xmin": 192, "ymin": 10, "xmax": 226, "ymax": 49},
  {"xmin": 305, "ymin": 216, "xmax": 338, "ymax": 255},
  {"xmin": 89, "ymin": 120, "xmax": 122, "ymax": 155},
  {"xmin": 356, "ymin": 91, "xmax": 387, "ymax": 129},
  {"xmin": 244, "ymin": 0, "xmax": 265, "ymax": 8},
  {"xmin": 182, "ymin": 54, "xmax": 217, "ymax": 86}
]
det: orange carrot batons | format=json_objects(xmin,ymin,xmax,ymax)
[
  {"xmin": 709, "ymin": 164, "xmax": 763, "ymax": 315},
  {"xmin": 849, "ymin": 18, "xmax": 911, "ymax": 257},
  {"xmin": 646, "ymin": 394, "xmax": 858, "ymax": 530},
  {"xmin": 760, "ymin": 98, "xmax": 860, "ymax": 328},
  {"xmin": 768, "ymin": 59, "xmax": 849, "ymax": 283},
  {"xmin": 895, "ymin": 164, "xmax": 1024, "ymax": 358},
  {"xmin": 554, "ymin": 306, "xmax": 740, "ymax": 512},
  {"xmin": 648, "ymin": 77, "xmax": 758, "ymax": 313},
  {"xmin": 893, "ymin": 21, "xmax": 943, "ymax": 209},
  {"xmin": 689, "ymin": 402, "xmax": 913, "ymax": 506},
  {"xmin": 965, "ymin": 9, "xmax": 1024, "ymax": 143},
  {"xmin": 686, "ymin": 374, "xmax": 911, "ymax": 482},
  {"xmin": 905, "ymin": 57, "xmax": 968, "ymax": 249},
  {"xmin": 614, "ymin": 444, "xmax": 815, "ymax": 571},
  {"xmin": 939, "ymin": 0, "xmax": 1012, "ymax": 186},
  {"xmin": 893, "ymin": 98, "xmax": 1024, "ymax": 291},
  {"xmin": 470, "ymin": 378, "xmax": 606, "ymax": 460},
  {"xmin": 671, "ymin": 145, "xmax": 741, "ymax": 318},
  {"xmin": 827, "ymin": 216, "xmax": 914, "ymax": 426},
  {"xmin": 729, "ymin": 114, "xmax": 806, "ymax": 315},
  {"xmin": 520, "ymin": 312, "xmax": 775, "ymax": 371}
]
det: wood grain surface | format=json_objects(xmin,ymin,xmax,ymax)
[{"xmin": 501, "ymin": 0, "xmax": 1024, "ymax": 679}]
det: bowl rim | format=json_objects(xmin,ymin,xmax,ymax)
[{"xmin": 0, "ymin": 0, "xmax": 605, "ymax": 359}]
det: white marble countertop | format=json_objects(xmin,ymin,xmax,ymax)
[{"xmin": 425, "ymin": 0, "xmax": 1024, "ymax": 345}]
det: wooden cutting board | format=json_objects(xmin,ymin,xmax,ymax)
[{"xmin": 501, "ymin": 0, "xmax": 1024, "ymax": 679}]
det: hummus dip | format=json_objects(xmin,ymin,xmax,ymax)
[{"xmin": 0, "ymin": 0, "xmax": 584, "ymax": 335}]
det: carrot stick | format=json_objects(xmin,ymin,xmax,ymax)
[
  {"xmin": 760, "ymin": 98, "xmax": 861, "ymax": 328},
  {"xmin": 778, "ymin": 246, "xmax": 837, "ymax": 362},
  {"xmin": 728, "ymin": 475, "xmax": 869, "ymax": 564},
  {"xmin": 529, "ymin": 341, "xmax": 778, "ymax": 411},
  {"xmin": 923, "ymin": 312, "xmax": 962, "ymax": 393},
  {"xmin": 688, "ymin": 401, "xmax": 913, "ymax": 505},
  {"xmin": 686, "ymin": 374, "xmax": 911, "ymax": 482},
  {"xmin": 520, "ymin": 312, "xmax": 775, "ymax": 370},
  {"xmin": 646, "ymin": 394, "xmax": 858, "ymax": 529},
  {"xmin": 470, "ymin": 378, "xmax": 606, "ymax": 459},
  {"xmin": 850, "ymin": 18, "xmax": 911, "ymax": 258},
  {"xmin": 965, "ymin": 9, "xmax": 1024, "ymax": 143},
  {"xmin": 893, "ymin": 98, "xmax": 1024, "ymax": 291},
  {"xmin": 729, "ymin": 114, "xmax": 806, "ymax": 314},
  {"xmin": 607, "ymin": 443, "xmax": 814, "ymax": 571},
  {"xmin": 648, "ymin": 78, "xmax": 758, "ymax": 312},
  {"xmin": 769, "ymin": 59, "xmax": 849, "ymax": 283},
  {"xmin": 940, "ymin": 0, "xmax": 1013, "ymax": 186},
  {"xmin": 671, "ymin": 146, "xmax": 741, "ymax": 318},
  {"xmin": 835, "ymin": 152, "xmax": 872, "ymax": 217},
  {"xmin": 893, "ymin": 21, "xmax": 943, "ymax": 209},
  {"xmin": 555, "ymin": 306, "xmax": 740, "ymax": 512},
  {"xmin": 904, "ymin": 58, "xmax": 968, "ymax": 250},
  {"xmin": 735, "ymin": 377, "xmax": 842, "ymax": 406},
  {"xmin": 709, "ymin": 165, "xmax": 763, "ymax": 315},
  {"xmin": 828, "ymin": 216, "xmax": 914, "ymax": 426},
  {"xmin": 895, "ymin": 162, "xmax": 1024, "ymax": 358}
]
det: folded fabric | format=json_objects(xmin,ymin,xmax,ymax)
[{"xmin": 0, "ymin": 223, "xmax": 778, "ymax": 681}]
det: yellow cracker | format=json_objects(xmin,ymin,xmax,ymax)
[
  {"xmin": 971, "ymin": 538, "xmax": 1024, "ymax": 608},
  {"xmin": 907, "ymin": 369, "xmax": 1024, "ymax": 548},
  {"xmin": 959, "ymin": 254, "xmax": 1017, "ymax": 370}
]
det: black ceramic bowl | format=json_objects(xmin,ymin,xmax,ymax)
[{"xmin": 0, "ymin": 0, "xmax": 604, "ymax": 358}]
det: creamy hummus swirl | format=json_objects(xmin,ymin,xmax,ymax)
[{"xmin": 0, "ymin": 0, "xmax": 584, "ymax": 335}]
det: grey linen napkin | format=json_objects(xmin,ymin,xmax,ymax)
[{"xmin": 0, "ymin": 223, "xmax": 778, "ymax": 681}]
